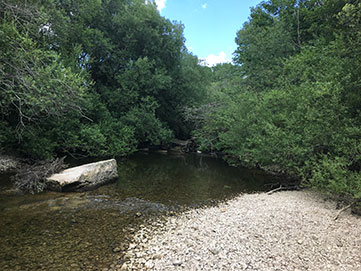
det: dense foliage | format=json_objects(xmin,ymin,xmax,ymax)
[
  {"xmin": 0, "ymin": 0, "xmax": 209, "ymax": 159},
  {"xmin": 190, "ymin": 0, "xmax": 361, "ymax": 204}
]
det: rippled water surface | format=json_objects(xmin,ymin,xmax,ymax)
[{"xmin": 0, "ymin": 153, "xmax": 279, "ymax": 270}]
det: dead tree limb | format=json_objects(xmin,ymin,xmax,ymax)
[
  {"xmin": 267, "ymin": 184, "xmax": 299, "ymax": 195},
  {"xmin": 334, "ymin": 204, "xmax": 352, "ymax": 221},
  {"xmin": 267, "ymin": 186, "xmax": 284, "ymax": 195}
]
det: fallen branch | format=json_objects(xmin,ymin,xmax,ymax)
[
  {"xmin": 13, "ymin": 157, "xmax": 67, "ymax": 194},
  {"xmin": 267, "ymin": 185, "xmax": 299, "ymax": 195},
  {"xmin": 267, "ymin": 186, "xmax": 284, "ymax": 195},
  {"xmin": 334, "ymin": 204, "xmax": 352, "ymax": 221}
]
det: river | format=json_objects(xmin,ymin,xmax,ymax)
[{"xmin": 0, "ymin": 153, "xmax": 280, "ymax": 270}]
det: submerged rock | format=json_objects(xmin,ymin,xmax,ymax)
[{"xmin": 46, "ymin": 159, "xmax": 118, "ymax": 192}]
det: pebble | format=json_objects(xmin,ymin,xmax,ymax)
[
  {"xmin": 128, "ymin": 227, "xmax": 135, "ymax": 233},
  {"xmin": 123, "ymin": 252, "xmax": 132, "ymax": 260},
  {"xmin": 172, "ymin": 260, "xmax": 183, "ymax": 266},
  {"xmin": 113, "ymin": 247, "xmax": 121, "ymax": 253},
  {"xmin": 153, "ymin": 254, "xmax": 162, "ymax": 259},
  {"xmin": 209, "ymin": 248, "xmax": 219, "ymax": 255},
  {"xmin": 144, "ymin": 260, "xmax": 154, "ymax": 269},
  {"xmin": 128, "ymin": 243, "xmax": 136, "ymax": 249}
]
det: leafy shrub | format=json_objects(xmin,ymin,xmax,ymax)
[{"xmin": 307, "ymin": 156, "xmax": 361, "ymax": 204}]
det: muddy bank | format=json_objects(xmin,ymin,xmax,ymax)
[{"xmin": 122, "ymin": 191, "xmax": 361, "ymax": 271}]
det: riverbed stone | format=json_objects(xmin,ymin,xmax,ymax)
[
  {"xmin": 46, "ymin": 159, "xmax": 118, "ymax": 192},
  {"xmin": 144, "ymin": 260, "xmax": 154, "ymax": 269},
  {"xmin": 120, "ymin": 263, "xmax": 127, "ymax": 270},
  {"xmin": 172, "ymin": 260, "xmax": 183, "ymax": 266},
  {"xmin": 113, "ymin": 247, "xmax": 121, "ymax": 253}
]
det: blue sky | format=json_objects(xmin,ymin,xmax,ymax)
[{"xmin": 155, "ymin": 0, "xmax": 262, "ymax": 66}]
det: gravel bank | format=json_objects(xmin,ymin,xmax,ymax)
[{"xmin": 121, "ymin": 191, "xmax": 361, "ymax": 271}]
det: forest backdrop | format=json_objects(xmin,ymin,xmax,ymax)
[{"xmin": 1, "ymin": 0, "xmax": 360, "ymax": 204}]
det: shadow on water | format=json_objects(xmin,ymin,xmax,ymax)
[{"xmin": 0, "ymin": 153, "xmax": 280, "ymax": 270}]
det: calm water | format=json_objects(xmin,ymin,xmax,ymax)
[{"xmin": 0, "ymin": 153, "xmax": 279, "ymax": 270}]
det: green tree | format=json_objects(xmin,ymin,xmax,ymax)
[
  {"xmin": 0, "ymin": 1, "xmax": 90, "ymax": 157},
  {"xmin": 46, "ymin": 0, "xmax": 207, "ymax": 143},
  {"xmin": 234, "ymin": 1, "xmax": 298, "ymax": 91},
  {"xmin": 196, "ymin": 0, "xmax": 361, "ymax": 205}
]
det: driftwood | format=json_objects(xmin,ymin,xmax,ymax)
[
  {"xmin": 13, "ymin": 157, "xmax": 67, "ymax": 194},
  {"xmin": 267, "ymin": 184, "xmax": 299, "ymax": 195},
  {"xmin": 169, "ymin": 138, "xmax": 197, "ymax": 153},
  {"xmin": 267, "ymin": 186, "xmax": 284, "ymax": 195},
  {"xmin": 334, "ymin": 204, "xmax": 353, "ymax": 221}
]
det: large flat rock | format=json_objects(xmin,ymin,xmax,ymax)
[{"xmin": 46, "ymin": 159, "xmax": 118, "ymax": 192}]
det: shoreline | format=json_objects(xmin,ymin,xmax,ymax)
[{"xmin": 115, "ymin": 190, "xmax": 361, "ymax": 271}]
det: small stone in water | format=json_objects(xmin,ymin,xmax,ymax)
[
  {"xmin": 123, "ymin": 253, "xmax": 131, "ymax": 260},
  {"xmin": 136, "ymin": 212, "xmax": 142, "ymax": 217},
  {"xmin": 113, "ymin": 247, "xmax": 121, "ymax": 253},
  {"xmin": 128, "ymin": 227, "xmax": 135, "ymax": 233}
]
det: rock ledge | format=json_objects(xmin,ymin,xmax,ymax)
[{"xmin": 46, "ymin": 159, "xmax": 118, "ymax": 192}]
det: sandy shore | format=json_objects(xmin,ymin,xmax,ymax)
[{"xmin": 112, "ymin": 191, "xmax": 361, "ymax": 271}]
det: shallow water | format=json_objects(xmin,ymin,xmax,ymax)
[{"xmin": 0, "ymin": 153, "xmax": 279, "ymax": 270}]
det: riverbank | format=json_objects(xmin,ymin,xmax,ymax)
[{"xmin": 119, "ymin": 191, "xmax": 361, "ymax": 271}]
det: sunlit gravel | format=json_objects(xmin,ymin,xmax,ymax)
[{"xmin": 120, "ymin": 191, "xmax": 361, "ymax": 271}]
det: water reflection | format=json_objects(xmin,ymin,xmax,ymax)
[{"xmin": 101, "ymin": 153, "xmax": 270, "ymax": 205}]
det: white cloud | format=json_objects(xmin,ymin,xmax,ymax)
[
  {"xmin": 202, "ymin": 3, "xmax": 207, "ymax": 9},
  {"xmin": 200, "ymin": 51, "xmax": 231, "ymax": 67},
  {"xmin": 155, "ymin": 0, "xmax": 167, "ymax": 12}
]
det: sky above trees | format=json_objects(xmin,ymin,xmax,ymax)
[{"xmin": 156, "ymin": 0, "xmax": 262, "ymax": 66}]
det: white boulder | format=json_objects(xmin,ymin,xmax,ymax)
[{"xmin": 46, "ymin": 159, "xmax": 118, "ymax": 192}]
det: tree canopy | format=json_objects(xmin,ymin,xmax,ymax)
[{"xmin": 0, "ymin": 0, "xmax": 210, "ymax": 158}]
